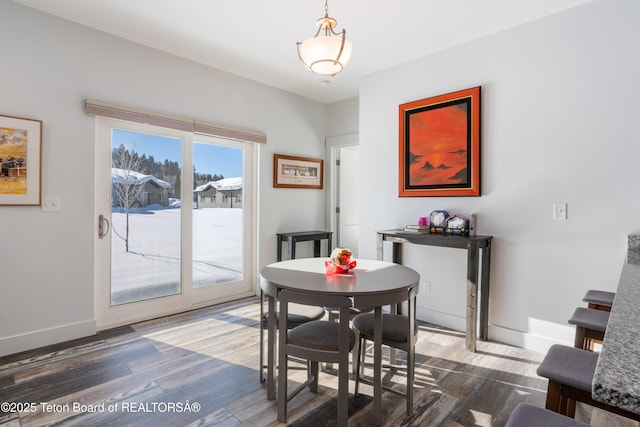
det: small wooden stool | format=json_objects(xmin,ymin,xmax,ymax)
[
  {"xmin": 582, "ymin": 289, "xmax": 615, "ymax": 312},
  {"xmin": 505, "ymin": 403, "xmax": 590, "ymax": 427},
  {"xmin": 568, "ymin": 307, "xmax": 609, "ymax": 350},
  {"xmin": 536, "ymin": 344, "xmax": 640, "ymax": 421}
]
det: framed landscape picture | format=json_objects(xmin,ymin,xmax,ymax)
[
  {"xmin": 0, "ymin": 114, "xmax": 42, "ymax": 205},
  {"xmin": 273, "ymin": 154, "xmax": 323, "ymax": 189},
  {"xmin": 399, "ymin": 86, "xmax": 481, "ymax": 197}
]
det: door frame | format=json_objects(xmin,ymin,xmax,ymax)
[{"xmin": 94, "ymin": 117, "xmax": 257, "ymax": 330}]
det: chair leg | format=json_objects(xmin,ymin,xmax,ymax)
[
  {"xmin": 574, "ymin": 326, "xmax": 587, "ymax": 349},
  {"xmin": 352, "ymin": 330, "xmax": 360, "ymax": 374},
  {"xmin": 545, "ymin": 380, "xmax": 563, "ymax": 413},
  {"xmin": 354, "ymin": 336, "xmax": 365, "ymax": 396},
  {"xmin": 277, "ymin": 342, "xmax": 288, "ymax": 422},
  {"xmin": 337, "ymin": 344, "xmax": 349, "ymax": 427},
  {"xmin": 259, "ymin": 291, "xmax": 265, "ymax": 383},
  {"xmin": 559, "ymin": 394, "xmax": 568, "ymax": 416},
  {"xmin": 259, "ymin": 326, "xmax": 265, "ymax": 383},
  {"xmin": 566, "ymin": 398, "xmax": 577, "ymax": 418},
  {"xmin": 407, "ymin": 344, "xmax": 415, "ymax": 415},
  {"xmin": 310, "ymin": 361, "xmax": 319, "ymax": 393},
  {"xmin": 585, "ymin": 329, "xmax": 604, "ymax": 351}
]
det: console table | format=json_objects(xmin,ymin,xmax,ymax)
[
  {"xmin": 276, "ymin": 230, "xmax": 333, "ymax": 261},
  {"xmin": 376, "ymin": 230, "xmax": 493, "ymax": 352}
]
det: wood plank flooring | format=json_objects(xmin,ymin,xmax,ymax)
[{"xmin": 0, "ymin": 297, "xmax": 637, "ymax": 426}]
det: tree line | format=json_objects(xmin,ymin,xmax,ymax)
[{"xmin": 112, "ymin": 144, "xmax": 224, "ymax": 199}]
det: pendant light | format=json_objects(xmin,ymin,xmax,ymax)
[{"xmin": 296, "ymin": 0, "xmax": 352, "ymax": 76}]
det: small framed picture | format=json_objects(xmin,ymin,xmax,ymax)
[
  {"xmin": 0, "ymin": 114, "xmax": 42, "ymax": 206},
  {"xmin": 273, "ymin": 154, "xmax": 324, "ymax": 189}
]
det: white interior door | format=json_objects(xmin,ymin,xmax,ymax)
[{"xmin": 327, "ymin": 134, "xmax": 359, "ymax": 256}]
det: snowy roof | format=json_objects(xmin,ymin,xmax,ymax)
[
  {"xmin": 194, "ymin": 177, "xmax": 242, "ymax": 192},
  {"xmin": 111, "ymin": 168, "xmax": 172, "ymax": 189}
]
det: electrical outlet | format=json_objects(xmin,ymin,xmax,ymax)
[
  {"xmin": 42, "ymin": 197, "xmax": 61, "ymax": 212},
  {"xmin": 422, "ymin": 280, "xmax": 431, "ymax": 294},
  {"xmin": 553, "ymin": 203, "xmax": 567, "ymax": 220}
]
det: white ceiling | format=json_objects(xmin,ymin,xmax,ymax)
[{"xmin": 13, "ymin": 0, "xmax": 592, "ymax": 104}]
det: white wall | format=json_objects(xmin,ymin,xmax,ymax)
[
  {"xmin": 359, "ymin": 0, "xmax": 640, "ymax": 353},
  {"xmin": 3, "ymin": 0, "xmax": 639, "ymax": 357},
  {"xmin": 327, "ymin": 97, "xmax": 359, "ymax": 138},
  {"xmin": 0, "ymin": 2, "xmax": 328, "ymax": 356}
]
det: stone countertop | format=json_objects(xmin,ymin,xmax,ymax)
[{"xmin": 592, "ymin": 261, "xmax": 640, "ymax": 414}]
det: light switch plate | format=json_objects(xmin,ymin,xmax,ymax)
[{"xmin": 553, "ymin": 203, "xmax": 567, "ymax": 220}]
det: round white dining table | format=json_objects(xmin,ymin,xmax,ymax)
[{"xmin": 260, "ymin": 257, "xmax": 420, "ymax": 424}]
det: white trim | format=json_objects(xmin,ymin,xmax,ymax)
[
  {"xmin": 0, "ymin": 320, "xmax": 96, "ymax": 357},
  {"xmin": 96, "ymin": 291, "xmax": 255, "ymax": 331},
  {"xmin": 94, "ymin": 118, "xmax": 256, "ymax": 328},
  {"xmin": 325, "ymin": 133, "xmax": 359, "ymax": 252},
  {"xmin": 488, "ymin": 324, "xmax": 574, "ymax": 355},
  {"xmin": 416, "ymin": 305, "xmax": 574, "ymax": 354}
]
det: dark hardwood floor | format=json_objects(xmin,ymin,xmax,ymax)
[{"xmin": 0, "ymin": 297, "xmax": 636, "ymax": 426}]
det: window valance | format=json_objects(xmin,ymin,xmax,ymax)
[{"xmin": 84, "ymin": 99, "xmax": 266, "ymax": 144}]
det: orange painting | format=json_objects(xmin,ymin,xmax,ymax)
[
  {"xmin": 399, "ymin": 87, "xmax": 480, "ymax": 197},
  {"xmin": 408, "ymin": 104, "xmax": 469, "ymax": 187}
]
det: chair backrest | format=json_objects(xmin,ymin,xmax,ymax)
[
  {"xmin": 362, "ymin": 285, "xmax": 418, "ymax": 352},
  {"xmin": 277, "ymin": 289, "xmax": 354, "ymax": 425},
  {"xmin": 278, "ymin": 289, "xmax": 352, "ymax": 310},
  {"xmin": 395, "ymin": 285, "xmax": 419, "ymax": 336},
  {"xmin": 278, "ymin": 289, "xmax": 353, "ymax": 362},
  {"xmin": 408, "ymin": 283, "xmax": 417, "ymax": 327}
]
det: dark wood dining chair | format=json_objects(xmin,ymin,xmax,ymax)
[
  {"xmin": 277, "ymin": 289, "xmax": 356, "ymax": 427},
  {"xmin": 352, "ymin": 286, "xmax": 418, "ymax": 416}
]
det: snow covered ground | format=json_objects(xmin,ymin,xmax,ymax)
[{"xmin": 110, "ymin": 204, "xmax": 242, "ymax": 305}]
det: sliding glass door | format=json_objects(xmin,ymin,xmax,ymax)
[
  {"xmin": 95, "ymin": 118, "xmax": 254, "ymax": 328},
  {"xmin": 110, "ymin": 129, "xmax": 183, "ymax": 305},
  {"xmin": 192, "ymin": 142, "xmax": 244, "ymax": 289}
]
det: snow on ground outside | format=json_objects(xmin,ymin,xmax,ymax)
[{"xmin": 110, "ymin": 204, "xmax": 242, "ymax": 304}]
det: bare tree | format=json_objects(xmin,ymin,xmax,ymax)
[{"xmin": 112, "ymin": 144, "xmax": 145, "ymax": 252}]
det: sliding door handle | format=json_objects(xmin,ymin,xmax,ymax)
[{"xmin": 98, "ymin": 214, "xmax": 110, "ymax": 239}]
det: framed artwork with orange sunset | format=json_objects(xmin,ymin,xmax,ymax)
[{"xmin": 399, "ymin": 86, "xmax": 480, "ymax": 197}]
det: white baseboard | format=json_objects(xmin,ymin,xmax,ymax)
[
  {"xmin": 416, "ymin": 306, "xmax": 573, "ymax": 354},
  {"xmin": 488, "ymin": 324, "xmax": 573, "ymax": 354},
  {"xmin": 416, "ymin": 305, "xmax": 466, "ymax": 332},
  {"xmin": 0, "ymin": 320, "xmax": 96, "ymax": 358}
]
